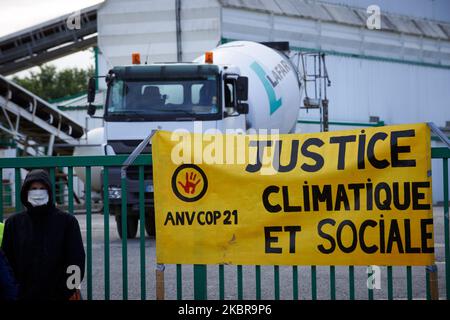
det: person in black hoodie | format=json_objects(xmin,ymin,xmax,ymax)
[{"xmin": 1, "ymin": 169, "xmax": 85, "ymax": 300}]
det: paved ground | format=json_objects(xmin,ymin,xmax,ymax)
[{"xmin": 75, "ymin": 207, "xmax": 448, "ymax": 300}]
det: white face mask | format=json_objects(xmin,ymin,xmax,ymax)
[{"xmin": 28, "ymin": 189, "xmax": 49, "ymax": 207}]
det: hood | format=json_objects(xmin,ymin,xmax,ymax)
[{"xmin": 20, "ymin": 169, "xmax": 54, "ymax": 211}]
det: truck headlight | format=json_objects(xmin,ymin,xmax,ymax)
[{"xmin": 108, "ymin": 187, "xmax": 122, "ymax": 199}]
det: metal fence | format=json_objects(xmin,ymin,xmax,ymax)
[{"xmin": 0, "ymin": 148, "xmax": 448, "ymax": 300}]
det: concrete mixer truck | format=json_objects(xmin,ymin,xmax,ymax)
[{"xmin": 75, "ymin": 41, "xmax": 303, "ymax": 239}]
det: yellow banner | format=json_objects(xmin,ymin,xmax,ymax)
[{"xmin": 152, "ymin": 123, "xmax": 434, "ymax": 266}]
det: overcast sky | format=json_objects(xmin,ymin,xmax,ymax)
[{"xmin": 0, "ymin": 0, "xmax": 104, "ymax": 77}]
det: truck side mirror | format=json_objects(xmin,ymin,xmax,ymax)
[
  {"xmin": 87, "ymin": 104, "xmax": 96, "ymax": 116},
  {"xmin": 236, "ymin": 76, "xmax": 248, "ymax": 101},
  {"xmin": 87, "ymin": 77, "xmax": 96, "ymax": 116},
  {"xmin": 87, "ymin": 78, "xmax": 96, "ymax": 103},
  {"xmin": 237, "ymin": 103, "xmax": 249, "ymax": 114}
]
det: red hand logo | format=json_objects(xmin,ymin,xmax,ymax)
[{"xmin": 178, "ymin": 172, "xmax": 201, "ymax": 194}]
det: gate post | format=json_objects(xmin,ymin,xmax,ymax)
[
  {"xmin": 156, "ymin": 264, "xmax": 165, "ymax": 300},
  {"xmin": 426, "ymin": 264, "xmax": 439, "ymax": 300},
  {"xmin": 194, "ymin": 264, "xmax": 207, "ymax": 300}
]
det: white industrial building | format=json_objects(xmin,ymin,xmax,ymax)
[
  {"xmin": 96, "ymin": 0, "xmax": 450, "ymax": 129},
  {"xmin": 1, "ymin": 0, "xmax": 449, "ymax": 203},
  {"xmin": 94, "ymin": 0, "xmax": 450, "ymax": 202}
]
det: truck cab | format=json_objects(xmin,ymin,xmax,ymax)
[{"xmin": 87, "ymin": 57, "xmax": 249, "ymax": 238}]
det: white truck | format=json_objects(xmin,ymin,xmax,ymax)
[{"xmin": 75, "ymin": 41, "xmax": 303, "ymax": 238}]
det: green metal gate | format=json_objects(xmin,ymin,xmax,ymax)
[{"xmin": 0, "ymin": 148, "xmax": 448, "ymax": 300}]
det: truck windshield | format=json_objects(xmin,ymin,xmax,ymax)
[{"xmin": 106, "ymin": 77, "xmax": 220, "ymax": 120}]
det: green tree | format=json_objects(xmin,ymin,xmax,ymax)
[{"xmin": 12, "ymin": 65, "xmax": 94, "ymax": 101}]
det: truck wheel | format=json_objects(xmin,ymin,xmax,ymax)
[
  {"xmin": 145, "ymin": 209, "xmax": 156, "ymax": 237},
  {"xmin": 115, "ymin": 215, "xmax": 138, "ymax": 239}
]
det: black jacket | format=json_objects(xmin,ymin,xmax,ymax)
[
  {"xmin": 0, "ymin": 249, "xmax": 18, "ymax": 300},
  {"xmin": 1, "ymin": 169, "xmax": 85, "ymax": 300}
]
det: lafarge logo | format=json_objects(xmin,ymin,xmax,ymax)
[{"xmin": 171, "ymin": 164, "xmax": 208, "ymax": 202}]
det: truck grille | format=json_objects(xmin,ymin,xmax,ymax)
[
  {"xmin": 126, "ymin": 166, "xmax": 153, "ymax": 181},
  {"xmin": 109, "ymin": 140, "xmax": 152, "ymax": 154},
  {"xmin": 108, "ymin": 140, "xmax": 153, "ymax": 181}
]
